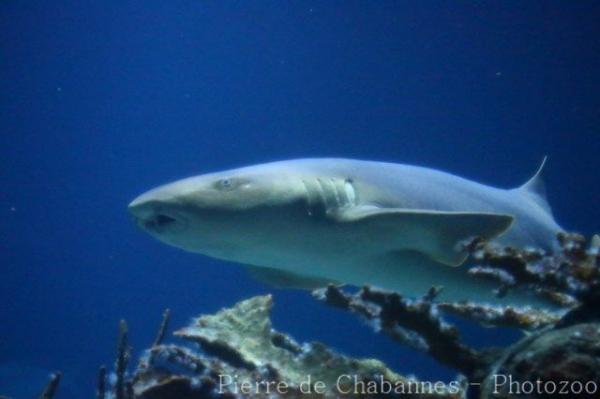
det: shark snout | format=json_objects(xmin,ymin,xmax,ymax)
[{"xmin": 128, "ymin": 194, "xmax": 186, "ymax": 233}]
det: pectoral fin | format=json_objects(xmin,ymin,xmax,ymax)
[
  {"xmin": 246, "ymin": 266, "xmax": 339, "ymax": 290},
  {"xmin": 333, "ymin": 207, "xmax": 514, "ymax": 266}
]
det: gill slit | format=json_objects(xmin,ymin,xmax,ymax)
[{"xmin": 301, "ymin": 177, "xmax": 357, "ymax": 217}]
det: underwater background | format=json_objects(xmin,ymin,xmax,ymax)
[{"xmin": 1, "ymin": 1, "xmax": 599, "ymax": 397}]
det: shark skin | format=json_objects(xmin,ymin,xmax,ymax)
[{"xmin": 128, "ymin": 158, "xmax": 563, "ymax": 306}]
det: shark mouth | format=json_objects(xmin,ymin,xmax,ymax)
[{"xmin": 144, "ymin": 213, "xmax": 178, "ymax": 230}]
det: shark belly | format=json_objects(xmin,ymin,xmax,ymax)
[{"xmin": 287, "ymin": 248, "xmax": 549, "ymax": 307}]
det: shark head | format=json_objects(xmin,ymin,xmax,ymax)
[{"xmin": 128, "ymin": 164, "xmax": 312, "ymax": 260}]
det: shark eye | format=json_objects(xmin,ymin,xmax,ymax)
[
  {"xmin": 216, "ymin": 178, "xmax": 236, "ymax": 191},
  {"xmin": 215, "ymin": 177, "xmax": 251, "ymax": 191}
]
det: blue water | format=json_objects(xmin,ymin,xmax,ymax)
[{"xmin": 1, "ymin": 2, "xmax": 599, "ymax": 397}]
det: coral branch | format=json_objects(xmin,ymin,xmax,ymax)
[
  {"xmin": 314, "ymin": 285, "xmax": 492, "ymax": 381},
  {"xmin": 152, "ymin": 308, "xmax": 170, "ymax": 347},
  {"xmin": 38, "ymin": 372, "xmax": 61, "ymax": 399},
  {"xmin": 130, "ymin": 296, "xmax": 463, "ymax": 398},
  {"xmin": 437, "ymin": 302, "xmax": 561, "ymax": 330},
  {"xmin": 115, "ymin": 319, "xmax": 130, "ymax": 399},
  {"xmin": 125, "ymin": 381, "xmax": 134, "ymax": 399},
  {"xmin": 466, "ymin": 232, "xmax": 600, "ymax": 308},
  {"xmin": 96, "ymin": 365, "xmax": 106, "ymax": 399}
]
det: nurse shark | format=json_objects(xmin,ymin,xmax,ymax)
[{"xmin": 128, "ymin": 158, "xmax": 563, "ymax": 305}]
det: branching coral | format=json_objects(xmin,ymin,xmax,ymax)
[
  {"xmin": 314, "ymin": 285, "xmax": 491, "ymax": 381},
  {"xmin": 465, "ymin": 233, "xmax": 599, "ymax": 309},
  {"xmin": 436, "ymin": 301, "xmax": 560, "ymax": 330},
  {"xmin": 132, "ymin": 295, "xmax": 462, "ymax": 398},
  {"xmin": 313, "ymin": 232, "xmax": 600, "ymax": 397}
]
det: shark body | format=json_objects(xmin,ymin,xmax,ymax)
[{"xmin": 128, "ymin": 158, "xmax": 562, "ymax": 305}]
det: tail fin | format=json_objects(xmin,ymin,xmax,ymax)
[{"xmin": 516, "ymin": 156, "xmax": 553, "ymax": 215}]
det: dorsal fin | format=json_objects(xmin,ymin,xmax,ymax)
[{"xmin": 517, "ymin": 156, "xmax": 552, "ymax": 214}]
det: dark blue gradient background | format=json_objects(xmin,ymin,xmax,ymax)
[{"xmin": 1, "ymin": 2, "xmax": 599, "ymax": 397}]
